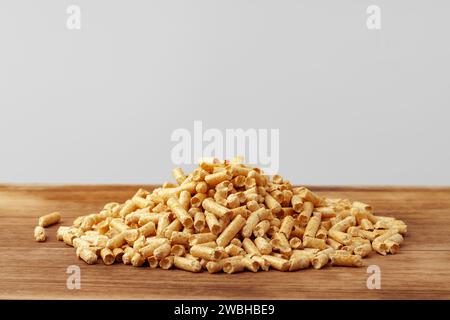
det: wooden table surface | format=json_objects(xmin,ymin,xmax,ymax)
[{"xmin": 1, "ymin": 184, "xmax": 449, "ymax": 300}]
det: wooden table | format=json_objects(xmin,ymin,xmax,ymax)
[{"xmin": 1, "ymin": 185, "xmax": 449, "ymax": 300}]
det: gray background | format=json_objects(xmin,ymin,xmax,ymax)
[{"xmin": 1, "ymin": 0, "xmax": 449, "ymax": 185}]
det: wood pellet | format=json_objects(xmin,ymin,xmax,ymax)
[{"xmin": 36, "ymin": 158, "xmax": 407, "ymax": 272}]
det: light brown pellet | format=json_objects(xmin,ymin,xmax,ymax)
[
  {"xmin": 289, "ymin": 237, "xmax": 302, "ymax": 249},
  {"xmin": 167, "ymin": 198, "xmax": 193, "ymax": 228},
  {"xmin": 304, "ymin": 213, "xmax": 322, "ymax": 238},
  {"xmin": 190, "ymin": 245, "xmax": 223, "ymax": 261},
  {"xmin": 242, "ymin": 238, "xmax": 261, "ymax": 256},
  {"xmin": 262, "ymin": 255, "xmax": 290, "ymax": 271},
  {"xmin": 254, "ymin": 237, "xmax": 273, "ymax": 255},
  {"xmin": 253, "ymin": 220, "xmax": 271, "ymax": 237},
  {"xmin": 330, "ymin": 254, "xmax": 363, "ymax": 267},
  {"xmin": 289, "ymin": 255, "xmax": 310, "ymax": 271},
  {"xmin": 271, "ymin": 232, "xmax": 291, "ymax": 253},
  {"xmin": 38, "ymin": 212, "xmax": 61, "ymax": 227},
  {"xmin": 160, "ymin": 256, "xmax": 175, "ymax": 269},
  {"xmin": 279, "ymin": 215, "xmax": 295, "ymax": 238},
  {"xmin": 298, "ymin": 201, "xmax": 314, "ymax": 225},
  {"xmin": 139, "ymin": 221, "xmax": 156, "ymax": 237},
  {"xmin": 79, "ymin": 248, "xmax": 97, "ymax": 265},
  {"xmin": 216, "ymin": 214, "xmax": 246, "ymax": 247},
  {"xmin": 189, "ymin": 233, "xmax": 217, "ymax": 246},
  {"xmin": 100, "ymin": 248, "xmax": 115, "ymax": 265},
  {"xmin": 225, "ymin": 243, "xmax": 245, "ymax": 256},
  {"xmin": 56, "ymin": 226, "xmax": 69, "ymax": 241},
  {"xmin": 34, "ymin": 226, "xmax": 46, "ymax": 242},
  {"xmin": 131, "ymin": 252, "xmax": 146, "ymax": 267},
  {"xmin": 113, "ymin": 247, "xmax": 125, "ymax": 262},
  {"xmin": 303, "ymin": 236, "xmax": 327, "ymax": 250},
  {"xmin": 312, "ymin": 253, "xmax": 329, "ymax": 269},
  {"xmin": 264, "ymin": 194, "xmax": 282, "ymax": 214},
  {"xmin": 291, "ymin": 195, "xmax": 303, "ymax": 213},
  {"xmin": 174, "ymin": 256, "xmax": 202, "ymax": 272},
  {"xmin": 147, "ymin": 256, "xmax": 159, "ymax": 268},
  {"xmin": 205, "ymin": 211, "xmax": 221, "ymax": 235},
  {"xmin": 202, "ymin": 198, "xmax": 231, "ymax": 218}
]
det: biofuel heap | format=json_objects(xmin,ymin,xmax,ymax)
[{"xmin": 36, "ymin": 157, "xmax": 408, "ymax": 273}]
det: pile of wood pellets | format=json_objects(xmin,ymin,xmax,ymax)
[{"xmin": 35, "ymin": 158, "xmax": 407, "ymax": 273}]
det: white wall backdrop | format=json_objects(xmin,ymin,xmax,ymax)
[{"xmin": 0, "ymin": 0, "xmax": 449, "ymax": 185}]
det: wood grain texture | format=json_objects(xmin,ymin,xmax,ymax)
[{"xmin": 0, "ymin": 184, "xmax": 449, "ymax": 300}]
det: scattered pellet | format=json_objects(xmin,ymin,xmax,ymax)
[
  {"xmin": 34, "ymin": 226, "xmax": 46, "ymax": 242},
  {"xmin": 38, "ymin": 212, "xmax": 61, "ymax": 227}
]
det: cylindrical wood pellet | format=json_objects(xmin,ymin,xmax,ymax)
[
  {"xmin": 34, "ymin": 226, "xmax": 46, "ymax": 242},
  {"xmin": 202, "ymin": 198, "xmax": 231, "ymax": 218},
  {"xmin": 205, "ymin": 171, "xmax": 230, "ymax": 186},
  {"xmin": 160, "ymin": 256, "xmax": 175, "ymax": 269},
  {"xmin": 140, "ymin": 238, "xmax": 170, "ymax": 258},
  {"xmin": 223, "ymin": 259, "xmax": 245, "ymax": 274},
  {"xmin": 303, "ymin": 236, "xmax": 327, "ymax": 250},
  {"xmin": 254, "ymin": 237, "xmax": 272, "ymax": 255},
  {"xmin": 131, "ymin": 252, "xmax": 146, "ymax": 267},
  {"xmin": 328, "ymin": 229, "xmax": 352, "ymax": 245},
  {"xmin": 190, "ymin": 245, "xmax": 222, "ymax": 261},
  {"xmin": 311, "ymin": 253, "xmax": 329, "ymax": 269},
  {"xmin": 251, "ymin": 255, "xmax": 270, "ymax": 271},
  {"xmin": 262, "ymin": 255, "xmax": 289, "ymax": 271},
  {"xmin": 242, "ymin": 238, "xmax": 261, "ymax": 256},
  {"xmin": 205, "ymin": 211, "xmax": 221, "ymax": 235},
  {"xmin": 147, "ymin": 256, "xmax": 159, "ymax": 268},
  {"xmin": 279, "ymin": 216, "xmax": 295, "ymax": 238},
  {"xmin": 304, "ymin": 213, "xmax": 321, "ymax": 238},
  {"xmin": 225, "ymin": 243, "xmax": 245, "ymax": 256},
  {"xmin": 79, "ymin": 248, "xmax": 97, "ymax": 265},
  {"xmin": 191, "ymin": 193, "xmax": 207, "ymax": 208},
  {"xmin": 241, "ymin": 208, "xmax": 264, "ymax": 238},
  {"xmin": 106, "ymin": 232, "xmax": 127, "ymax": 249},
  {"xmin": 264, "ymin": 194, "xmax": 281, "ymax": 214},
  {"xmin": 298, "ymin": 201, "xmax": 314, "ymax": 225},
  {"xmin": 330, "ymin": 254, "xmax": 363, "ymax": 267},
  {"xmin": 289, "ymin": 255, "xmax": 310, "ymax": 271},
  {"xmin": 179, "ymin": 190, "xmax": 191, "ymax": 211},
  {"xmin": 154, "ymin": 243, "xmax": 172, "ymax": 260},
  {"xmin": 291, "ymin": 195, "xmax": 304, "ymax": 213},
  {"xmin": 38, "ymin": 212, "xmax": 61, "ymax": 227},
  {"xmin": 174, "ymin": 256, "xmax": 202, "ymax": 272},
  {"xmin": 172, "ymin": 167, "xmax": 187, "ymax": 185},
  {"xmin": 354, "ymin": 243, "xmax": 372, "ymax": 257},
  {"xmin": 164, "ymin": 219, "xmax": 183, "ymax": 239},
  {"xmin": 271, "ymin": 232, "xmax": 291, "ymax": 253},
  {"xmin": 113, "ymin": 247, "xmax": 125, "ymax": 262},
  {"xmin": 289, "ymin": 237, "xmax": 302, "ymax": 249},
  {"xmin": 193, "ymin": 211, "xmax": 206, "ymax": 231},
  {"xmin": 138, "ymin": 221, "xmax": 156, "ymax": 237},
  {"xmin": 189, "ymin": 233, "xmax": 217, "ymax": 246},
  {"xmin": 170, "ymin": 244, "xmax": 186, "ymax": 256},
  {"xmin": 253, "ymin": 220, "xmax": 271, "ymax": 237},
  {"xmin": 216, "ymin": 214, "xmax": 246, "ymax": 247},
  {"xmin": 100, "ymin": 248, "xmax": 115, "ymax": 265},
  {"xmin": 167, "ymin": 198, "xmax": 193, "ymax": 228},
  {"xmin": 56, "ymin": 226, "xmax": 69, "ymax": 241}
]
